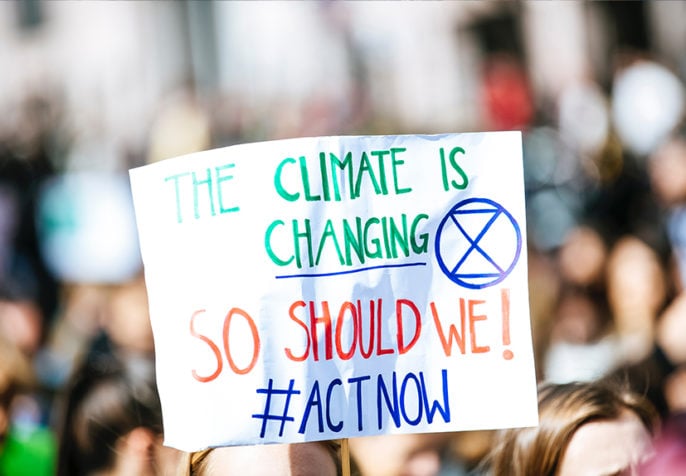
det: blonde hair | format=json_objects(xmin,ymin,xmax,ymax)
[
  {"xmin": 177, "ymin": 440, "xmax": 342, "ymax": 476},
  {"xmin": 176, "ymin": 448, "xmax": 212, "ymax": 476}
]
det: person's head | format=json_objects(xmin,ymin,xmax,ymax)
[
  {"xmin": 0, "ymin": 282, "xmax": 43, "ymax": 356},
  {"xmin": 103, "ymin": 277, "xmax": 155, "ymax": 354},
  {"xmin": 178, "ymin": 440, "xmax": 340, "ymax": 476},
  {"xmin": 606, "ymin": 236, "xmax": 667, "ymax": 330},
  {"xmin": 484, "ymin": 380, "xmax": 658, "ymax": 476},
  {"xmin": 557, "ymin": 225, "xmax": 607, "ymax": 288},
  {"xmin": 350, "ymin": 432, "xmax": 451, "ymax": 476},
  {"xmin": 56, "ymin": 350, "xmax": 174, "ymax": 476}
]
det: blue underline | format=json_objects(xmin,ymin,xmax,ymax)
[{"xmin": 275, "ymin": 261, "xmax": 427, "ymax": 279}]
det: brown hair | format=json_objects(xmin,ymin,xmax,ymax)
[
  {"xmin": 56, "ymin": 349, "xmax": 162, "ymax": 476},
  {"xmin": 483, "ymin": 380, "xmax": 659, "ymax": 476}
]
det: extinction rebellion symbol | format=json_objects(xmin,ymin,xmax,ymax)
[{"xmin": 434, "ymin": 197, "xmax": 522, "ymax": 289}]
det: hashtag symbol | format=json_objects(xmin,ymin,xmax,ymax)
[{"xmin": 251, "ymin": 379, "xmax": 301, "ymax": 438}]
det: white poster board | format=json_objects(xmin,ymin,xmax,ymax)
[{"xmin": 129, "ymin": 132, "xmax": 538, "ymax": 451}]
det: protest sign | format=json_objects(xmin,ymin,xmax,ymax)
[{"xmin": 129, "ymin": 132, "xmax": 538, "ymax": 451}]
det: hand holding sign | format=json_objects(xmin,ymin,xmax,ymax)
[{"xmin": 129, "ymin": 132, "xmax": 537, "ymax": 452}]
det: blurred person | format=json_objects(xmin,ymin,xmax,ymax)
[
  {"xmin": 34, "ymin": 283, "xmax": 108, "ymax": 391},
  {"xmin": 653, "ymin": 292, "xmax": 686, "ymax": 396},
  {"xmin": 663, "ymin": 368, "xmax": 686, "ymax": 415},
  {"xmin": 605, "ymin": 290, "xmax": 686, "ymax": 423},
  {"xmin": 178, "ymin": 440, "xmax": 341, "ymax": 476},
  {"xmin": 648, "ymin": 136, "xmax": 686, "ymax": 208},
  {"xmin": 350, "ymin": 432, "xmax": 458, "ymax": 476},
  {"xmin": 648, "ymin": 135, "xmax": 686, "ymax": 291},
  {"xmin": 35, "ymin": 277, "xmax": 153, "ymax": 394},
  {"xmin": 607, "ymin": 293, "xmax": 686, "ymax": 475},
  {"xmin": 0, "ymin": 282, "xmax": 57, "ymax": 476},
  {"xmin": 556, "ymin": 225, "xmax": 607, "ymax": 288},
  {"xmin": 56, "ymin": 347, "xmax": 181, "ymax": 476},
  {"xmin": 606, "ymin": 236, "xmax": 668, "ymax": 364},
  {"xmin": 526, "ymin": 245, "xmax": 562, "ymax": 381},
  {"xmin": 543, "ymin": 285, "xmax": 618, "ymax": 383},
  {"xmin": 542, "ymin": 225, "xmax": 616, "ymax": 383},
  {"xmin": 445, "ymin": 430, "xmax": 494, "ymax": 475},
  {"xmin": 0, "ymin": 282, "xmax": 44, "ymax": 357},
  {"xmin": 479, "ymin": 380, "xmax": 658, "ymax": 476},
  {"xmin": 0, "ymin": 93, "xmax": 61, "ymax": 331},
  {"xmin": 0, "ymin": 336, "xmax": 55, "ymax": 476},
  {"xmin": 102, "ymin": 276, "xmax": 155, "ymax": 356}
]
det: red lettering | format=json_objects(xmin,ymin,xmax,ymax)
[
  {"xmin": 284, "ymin": 298, "xmax": 423, "ymax": 362},
  {"xmin": 285, "ymin": 301, "xmax": 310, "ymax": 361},
  {"xmin": 358, "ymin": 300, "xmax": 375, "ymax": 359},
  {"xmin": 310, "ymin": 301, "xmax": 333, "ymax": 361},
  {"xmin": 430, "ymin": 299, "xmax": 466, "ymax": 356},
  {"xmin": 468, "ymin": 300, "xmax": 490, "ymax": 354},
  {"xmin": 335, "ymin": 301, "xmax": 358, "ymax": 360},
  {"xmin": 376, "ymin": 298, "xmax": 394, "ymax": 356},
  {"xmin": 189, "ymin": 309, "xmax": 223, "ymax": 382},
  {"xmin": 223, "ymin": 307, "xmax": 261, "ymax": 374},
  {"xmin": 396, "ymin": 299, "xmax": 421, "ymax": 354}
]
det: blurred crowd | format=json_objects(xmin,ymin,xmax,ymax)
[{"xmin": 2, "ymin": 1, "xmax": 686, "ymax": 475}]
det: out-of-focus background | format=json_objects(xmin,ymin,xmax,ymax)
[{"xmin": 2, "ymin": 1, "xmax": 686, "ymax": 475}]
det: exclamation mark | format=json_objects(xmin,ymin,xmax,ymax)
[{"xmin": 501, "ymin": 288, "xmax": 513, "ymax": 360}]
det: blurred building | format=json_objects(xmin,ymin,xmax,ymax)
[{"xmin": 0, "ymin": 1, "xmax": 684, "ymax": 154}]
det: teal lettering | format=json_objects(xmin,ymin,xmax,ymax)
[
  {"xmin": 164, "ymin": 172, "xmax": 191, "ymax": 223},
  {"xmin": 215, "ymin": 163, "xmax": 239, "ymax": 214},
  {"xmin": 192, "ymin": 168, "xmax": 215, "ymax": 219}
]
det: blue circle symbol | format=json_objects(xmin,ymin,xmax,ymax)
[{"xmin": 434, "ymin": 197, "xmax": 522, "ymax": 289}]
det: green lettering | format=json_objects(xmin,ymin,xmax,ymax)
[
  {"xmin": 275, "ymin": 158, "xmax": 299, "ymax": 201},
  {"xmin": 292, "ymin": 219, "xmax": 314, "ymax": 268},
  {"xmin": 370, "ymin": 150, "xmax": 390, "ymax": 194},
  {"xmin": 381, "ymin": 217, "xmax": 392, "ymax": 257},
  {"xmin": 410, "ymin": 214, "xmax": 429, "ymax": 253},
  {"xmin": 265, "ymin": 220, "xmax": 294, "ymax": 266},
  {"xmin": 315, "ymin": 220, "xmax": 345, "ymax": 266},
  {"xmin": 388, "ymin": 215, "xmax": 409, "ymax": 258},
  {"xmin": 390, "ymin": 148, "xmax": 411, "ymax": 194},
  {"xmin": 364, "ymin": 217, "xmax": 383, "ymax": 258},
  {"xmin": 329, "ymin": 151, "xmax": 353, "ymax": 201},
  {"xmin": 299, "ymin": 156, "xmax": 321, "ymax": 201},
  {"xmin": 440, "ymin": 147, "xmax": 468, "ymax": 191},
  {"xmin": 342, "ymin": 217, "xmax": 365, "ymax": 265},
  {"xmin": 318, "ymin": 152, "xmax": 331, "ymax": 201},
  {"xmin": 354, "ymin": 152, "xmax": 383, "ymax": 199}
]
